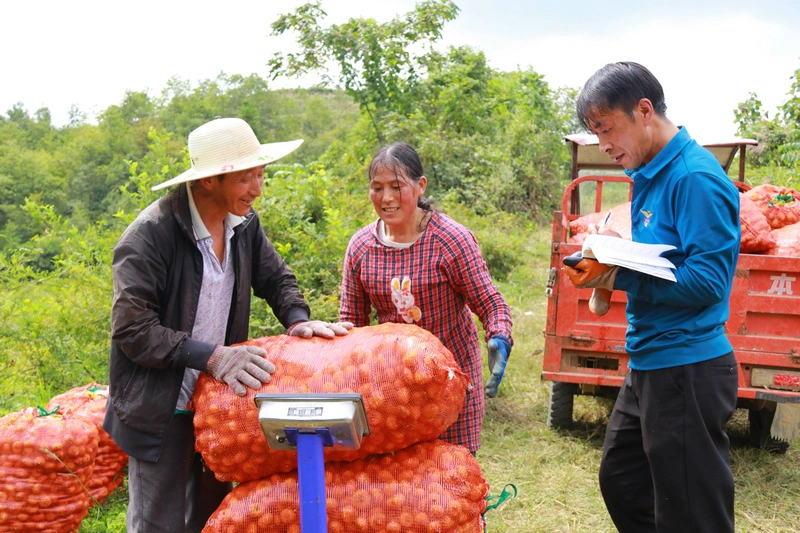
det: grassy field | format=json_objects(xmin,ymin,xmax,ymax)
[
  {"xmin": 79, "ymin": 223, "xmax": 800, "ymax": 532},
  {"xmin": 478, "ymin": 225, "xmax": 800, "ymax": 533}
]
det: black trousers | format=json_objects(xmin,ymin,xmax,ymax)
[
  {"xmin": 127, "ymin": 414, "xmax": 232, "ymax": 533},
  {"xmin": 599, "ymin": 352, "xmax": 738, "ymax": 533}
]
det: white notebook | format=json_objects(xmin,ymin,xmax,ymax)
[{"xmin": 582, "ymin": 234, "xmax": 677, "ymax": 282}]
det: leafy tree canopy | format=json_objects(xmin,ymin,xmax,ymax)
[
  {"xmin": 269, "ymin": 0, "xmax": 459, "ymax": 143},
  {"xmin": 0, "ymin": 74, "xmax": 359, "ymax": 251},
  {"xmin": 735, "ymin": 65, "xmax": 800, "ymax": 186}
]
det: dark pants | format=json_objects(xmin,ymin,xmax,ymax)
[
  {"xmin": 599, "ymin": 352, "xmax": 738, "ymax": 533},
  {"xmin": 126, "ymin": 414, "xmax": 232, "ymax": 533}
]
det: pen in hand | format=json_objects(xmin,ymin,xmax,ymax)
[{"xmin": 597, "ymin": 210, "xmax": 611, "ymax": 234}]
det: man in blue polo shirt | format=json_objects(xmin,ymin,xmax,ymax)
[{"xmin": 564, "ymin": 62, "xmax": 740, "ymax": 533}]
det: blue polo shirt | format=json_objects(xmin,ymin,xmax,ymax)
[{"xmin": 614, "ymin": 127, "xmax": 740, "ymax": 370}]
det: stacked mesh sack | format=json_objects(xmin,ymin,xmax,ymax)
[
  {"xmin": 744, "ymin": 184, "xmax": 800, "ymax": 256},
  {"xmin": 46, "ymin": 383, "xmax": 128, "ymax": 505},
  {"xmin": 0, "ymin": 406, "xmax": 99, "ymax": 533},
  {"xmin": 193, "ymin": 322, "xmax": 490, "ymax": 532}
]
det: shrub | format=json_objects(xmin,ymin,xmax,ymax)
[{"xmin": 249, "ymin": 162, "xmax": 373, "ymax": 335}]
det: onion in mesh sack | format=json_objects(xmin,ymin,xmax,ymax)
[
  {"xmin": 202, "ymin": 439, "xmax": 488, "ymax": 533},
  {"xmin": 46, "ymin": 383, "xmax": 128, "ymax": 505},
  {"xmin": 0, "ymin": 406, "xmax": 99, "ymax": 533},
  {"xmin": 739, "ymin": 192, "xmax": 776, "ymax": 254},
  {"xmin": 193, "ymin": 323, "xmax": 470, "ymax": 483},
  {"xmin": 745, "ymin": 183, "xmax": 800, "ymax": 229}
]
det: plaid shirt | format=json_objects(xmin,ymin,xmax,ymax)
[{"xmin": 340, "ymin": 211, "xmax": 513, "ymax": 452}]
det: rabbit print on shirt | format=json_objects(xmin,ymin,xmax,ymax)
[{"xmin": 391, "ymin": 276, "xmax": 421, "ymax": 323}]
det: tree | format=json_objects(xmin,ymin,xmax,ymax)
[
  {"xmin": 371, "ymin": 45, "xmax": 571, "ymax": 217},
  {"xmin": 61, "ymin": 92, "xmax": 156, "ymax": 223},
  {"xmin": 0, "ymin": 109, "xmax": 69, "ymax": 248},
  {"xmin": 734, "ymin": 66, "xmax": 800, "ymax": 186},
  {"xmin": 3, "ymin": 103, "xmax": 56, "ymax": 149},
  {"xmin": 777, "ymin": 66, "xmax": 800, "ymax": 169},
  {"xmin": 269, "ymin": 0, "xmax": 459, "ymax": 144},
  {"xmin": 781, "ymin": 66, "xmax": 800, "ymax": 127}
]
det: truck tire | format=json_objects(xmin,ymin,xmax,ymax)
[
  {"xmin": 547, "ymin": 382, "xmax": 577, "ymax": 429},
  {"xmin": 748, "ymin": 406, "xmax": 790, "ymax": 454}
]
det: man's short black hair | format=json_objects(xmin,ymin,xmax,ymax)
[{"xmin": 576, "ymin": 62, "xmax": 668, "ymax": 131}]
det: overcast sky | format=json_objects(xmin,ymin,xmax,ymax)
[{"xmin": 2, "ymin": 0, "xmax": 799, "ymax": 140}]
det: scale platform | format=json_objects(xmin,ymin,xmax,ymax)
[{"xmin": 254, "ymin": 393, "xmax": 370, "ymax": 451}]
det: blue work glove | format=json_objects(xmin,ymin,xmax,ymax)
[{"xmin": 485, "ymin": 334, "xmax": 511, "ymax": 398}]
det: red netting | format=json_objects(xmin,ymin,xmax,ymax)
[
  {"xmin": 569, "ymin": 202, "xmax": 632, "ymax": 240},
  {"xmin": 739, "ymin": 192, "xmax": 777, "ymax": 253},
  {"xmin": 193, "ymin": 323, "xmax": 470, "ymax": 483},
  {"xmin": 0, "ymin": 408, "xmax": 99, "ymax": 533},
  {"xmin": 745, "ymin": 184, "xmax": 800, "ymax": 229},
  {"xmin": 46, "ymin": 383, "xmax": 128, "ymax": 505},
  {"xmin": 567, "ymin": 231, "xmax": 588, "ymax": 245},
  {"xmin": 202, "ymin": 440, "xmax": 488, "ymax": 533},
  {"xmin": 764, "ymin": 221, "xmax": 800, "ymax": 257}
]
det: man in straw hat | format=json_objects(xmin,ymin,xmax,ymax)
[{"xmin": 103, "ymin": 117, "xmax": 353, "ymax": 533}]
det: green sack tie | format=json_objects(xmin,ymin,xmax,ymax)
[
  {"xmin": 768, "ymin": 193, "xmax": 795, "ymax": 207},
  {"xmin": 86, "ymin": 385, "xmax": 109, "ymax": 399},
  {"xmin": 485, "ymin": 483, "xmax": 517, "ymax": 512},
  {"xmin": 37, "ymin": 405, "xmax": 60, "ymax": 417}
]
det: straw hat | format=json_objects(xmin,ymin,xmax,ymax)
[{"xmin": 151, "ymin": 118, "xmax": 303, "ymax": 191}]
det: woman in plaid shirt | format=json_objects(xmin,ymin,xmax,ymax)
[{"xmin": 339, "ymin": 142, "xmax": 513, "ymax": 454}]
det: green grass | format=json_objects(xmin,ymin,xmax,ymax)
[
  {"xmin": 68, "ymin": 223, "xmax": 800, "ymax": 532},
  {"xmin": 479, "ymin": 225, "xmax": 800, "ymax": 533},
  {"xmin": 81, "ymin": 488, "xmax": 128, "ymax": 532}
]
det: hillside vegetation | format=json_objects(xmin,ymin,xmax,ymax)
[{"xmin": 1, "ymin": 1, "xmax": 799, "ymax": 531}]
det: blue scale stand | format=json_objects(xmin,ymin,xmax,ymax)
[{"xmin": 254, "ymin": 393, "xmax": 370, "ymax": 533}]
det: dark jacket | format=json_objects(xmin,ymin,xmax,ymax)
[{"xmin": 103, "ymin": 184, "xmax": 310, "ymax": 461}]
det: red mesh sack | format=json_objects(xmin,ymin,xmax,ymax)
[
  {"xmin": 46, "ymin": 383, "xmax": 128, "ymax": 505},
  {"xmin": 739, "ymin": 192, "xmax": 777, "ymax": 254},
  {"xmin": 0, "ymin": 407, "xmax": 99, "ymax": 533},
  {"xmin": 569, "ymin": 202, "xmax": 632, "ymax": 240},
  {"xmin": 193, "ymin": 323, "xmax": 470, "ymax": 483},
  {"xmin": 202, "ymin": 440, "xmax": 488, "ymax": 533},
  {"xmin": 567, "ymin": 232, "xmax": 588, "ymax": 245},
  {"xmin": 569, "ymin": 211, "xmax": 603, "ymax": 235},
  {"xmin": 765, "ymin": 221, "xmax": 800, "ymax": 257},
  {"xmin": 745, "ymin": 184, "xmax": 800, "ymax": 229}
]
